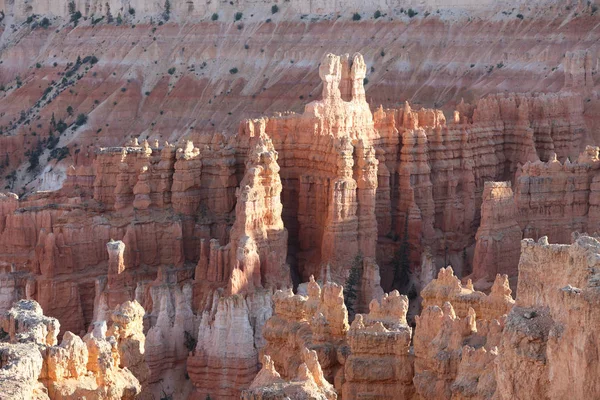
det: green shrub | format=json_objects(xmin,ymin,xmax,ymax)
[
  {"xmin": 516, "ymin": 13, "xmax": 524, "ymax": 19},
  {"xmin": 49, "ymin": 146, "xmax": 69, "ymax": 162},
  {"xmin": 374, "ymin": 10, "xmax": 381, "ymax": 19},
  {"xmin": 352, "ymin": 12, "xmax": 361, "ymax": 21},
  {"xmin": 75, "ymin": 113, "xmax": 87, "ymax": 126},
  {"xmin": 35, "ymin": 63, "xmax": 41, "ymax": 68},
  {"xmin": 164, "ymin": 0, "xmax": 171, "ymax": 20},
  {"xmin": 128, "ymin": 7, "xmax": 135, "ymax": 15},
  {"xmin": 56, "ymin": 120, "xmax": 68, "ymax": 134},
  {"xmin": 407, "ymin": 8, "xmax": 418, "ymax": 18},
  {"xmin": 168, "ymin": 67, "xmax": 176, "ymax": 75},
  {"xmin": 344, "ymin": 253, "xmax": 363, "ymax": 316},
  {"xmin": 229, "ymin": 67, "xmax": 238, "ymax": 74},
  {"xmin": 234, "ymin": 12, "xmax": 243, "ymax": 21},
  {"xmin": 271, "ymin": 5, "xmax": 279, "ymax": 14},
  {"xmin": 71, "ymin": 10, "xmax": 82, "ymax": 25},
  {"xmin": 211, "ymin": 13, "xmax": 218, "ymax": 21},
  {"xmin": 184, "ymin": 331, "xmax": 197, "ymax": 352}
]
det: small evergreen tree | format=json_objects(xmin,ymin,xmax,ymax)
[
  {"xmin": 392, "ymin": 214, "xmax": 410, "ymax": 291},
  {"xmin": 106, "ymin": 2, "xmax": 113, "ymax": 23},
  {"xmin": 344, "ymin": 252, "xmax": 363, "ymax": 317},
  {"xmin": 163, "ymin": 0, "xmax": 171, "ymax": 21}
]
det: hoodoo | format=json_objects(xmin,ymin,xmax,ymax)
[{"xmin": 1, "ymin": 1, "xmax": 600, "ymax": 398}]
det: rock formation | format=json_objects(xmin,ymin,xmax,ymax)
[
  {"xmin": 471, "ymin": 182, "xmax": 522, "ymax": 290},
  {"xmin": 496, "ymin": 234, "xmax": 600, "ymax": 400},
  {"xmin": 242, "ymin": 351, "xmax": 337, "ymax": 400},
  {"xmin": 0, "ymin": 299, "xmax": 142, "ymax": 400},
  {"xmin": 414, "ymin": 301, "xmax": 504, "ymax": 399},
  {"xmin": 340, "ymin": 292, "xmax": 414, "ymax": 399},
  {"xmin": 0, "ymin": 30, "xmax": 598, "ymax": 399}
]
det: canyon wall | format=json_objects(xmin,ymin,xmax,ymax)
[
  {"xmin": 0, "ymin": 0, "xmax": 573, "ymax": 21},
  {"xmin": 0, "ymin": 50, "xmax": 592, "ymax": 335},
  {"xmin": 0, "ymin": 40, "xmax": 596, "ymax": 398},
  {"xmin": 248, "ymin": 233, "xmax": 600, "ymax": 399},
  {"xmin": 1, "ymin": 2, "xmax": 598, "ymax": 198},
  {"xmin": 496, "ymin": 233, "xmax": 600, "ymax": 399}
]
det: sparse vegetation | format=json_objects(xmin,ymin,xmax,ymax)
[
  {"xmin": 516, "ymin": 13, "xmax": 524, "ymax": 19},
  {"xmin": 344, "ymin": 253, "xmax": 363, "ymax": 317},
  {"xmin": 160, "ymin": 390, "xmax": 173, "ymax": 400},
  {"xmin": 496, "ymin": 62, "xmax": 504, "ymax": 69},
  {"xmin": 407, "ymin": 8, "xmax": 418, "ymax": 18},
  {"xmin": 106, "ymin": 2, "xmax": 114, "ymax": 23},
  {"xmin": 229, "ymin": 67, "xmax": 238, "ymax": 74},
  {"xmin": 374, "ymin": 10, "xmax": 382, "ymax": 19},
  {"xmin": 71, "ymin": 10, "xmax": 82, "ymax": 25},
  {"xmin": 128, "ymin": 7, "xmax": 135, "ymax": 15},
  {"xmin": 184, "ymin": 331, "xmax": 197, "ymax": 352},
  {"xmin": 56, "ymin": 120, "xmax": 68, "ymax": 134},
  {"xmin": 234, "ymin": 12, "xmax": 243, "ymax": 21},
  {"xmin": 163, "ymin": 0, "xmax": 171, "ymax": 21},
  {"xmin": 40, "ymin": 17, "xmax": 50, "ymax": 28},
  {"xmin": 49, "ymin": 146, "xmax": 69, "ymax": 162},
  {"xmin": 35, "ymin": 63, "xmax": 41, "ymax": 69},
  {"xmin": 75, "ymin": 113, "xmax": 87, "ymax": 126},
  {"xmin": 392, "ymin": 215, "xmax": 411, "ymax": 291},
  {"xmin": 363, "ymin": 77, "xmax": 369, "ymax": 85},
  {"xmin": 66, "ymin": 106, "xmax": 74, "ymax": 116},
  {"xmin": 211, "ymin": 13, "xmax": 218, "ymax": 21},
  {"xmin": 168, "ymin": 67, "xmax": 176, "ymax": 75},
  {"xmin": 271, "ymin": 5, "xmax": 279, "ymax": 14},
  {"xmin": 68, "ymin": 2, "xmax": 81, "ymax": 25},
  {"xmin": 352, "ymin": 12, "xmax": 361, "ymax": 21}
]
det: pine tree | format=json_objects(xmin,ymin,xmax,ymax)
[
  {"xmin": 392, "ymin": 215, "xmax": 410, "ymax": 291},
  {"xmin": 344, "ymin": 252, "xmax": 363, "ymax": 317},
  {"xmin": 163, "ymin": 0, "xmax": 171, "ymax": 21},
  {"xmin": 105, "ymin": 2, "xmax": 113, "ymax": 23}
]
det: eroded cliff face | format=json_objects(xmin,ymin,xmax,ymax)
[
  {"xmin": 0, "ymin": 299, "xmax": 142, "ymax": 400},
  {"xmin": 1, "ymin": 1, "xmax": 599, "ymax": 199},
  {"xmin": 0, "ymin": 32, "xmax": 597, "ymax": 398},
  {"xmin": 248, "ymin": 234, "xmax": 600, "ymax": 400},
  {"xmin": 495, "ymin": 233, "xmax": 600, "ymax": 400}
]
